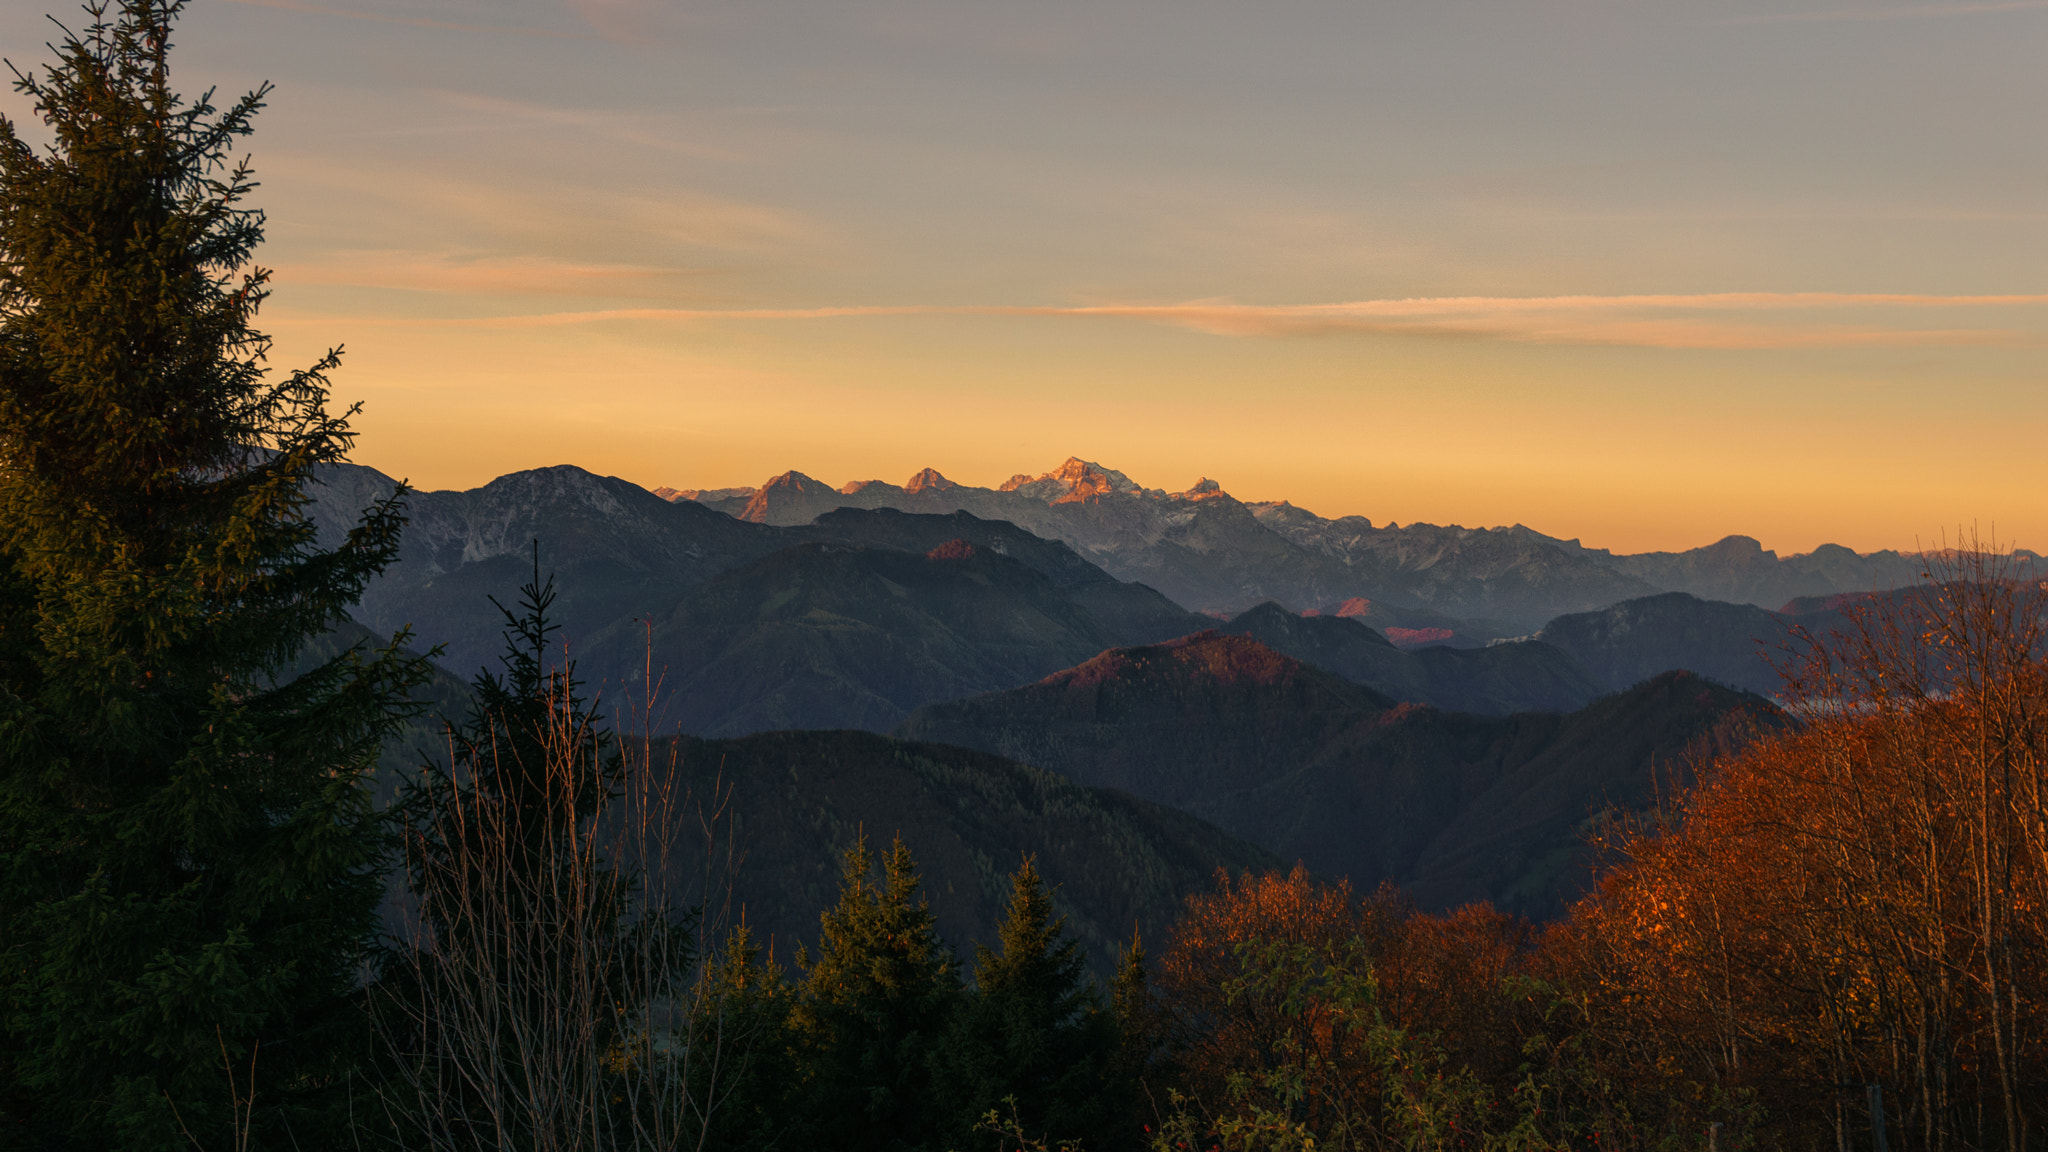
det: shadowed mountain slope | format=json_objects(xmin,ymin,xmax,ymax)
[
  {"xmin": 1536, "ymin": 592, "xmax": 1796, "ymax": 696},
  {"xmin": 640, "ymin": 730, "xmax": 1279, "ymax": 973},
  {"xmin": 283, "ymin": 619, "xmax": 473, "ymax": 804},
  {"xmin": 898, "ymin": 633, "xmax": 1779, "ymax": 918},
  {"xmin": 310, "ymin": 463, "xmax": 1205, "ymax": 696},
  {"xmin": 1409, "ymin": 642, "xmax": 1607, "ymax": 715},
  {"xmin": 579, "ymin": 539, "xmax": 1204, "ymax": 736},
  {"xmin": 1401, "ymin": 672, "xmax": 1780, "ymax": 912},
  {"xmin": 800, "ymin": 508, "xmax": 1202, "ymax": 644},
  {"xmin": 1220, "ymin": 602, "xmax": 1604, "ymax": 714},
  {"xmin": 899, "ymin": 633, "xmax": 1399, "ymax": 814},
  {"xmin": 311, "ymin": 463, "xmax": 781, "ymax": 682}
]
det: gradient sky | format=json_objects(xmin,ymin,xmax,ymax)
[{"xmin": 6, "ymin": 0, "xmax": 2047, "ymax": 554}]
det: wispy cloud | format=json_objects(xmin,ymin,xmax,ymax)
[
  {"xmin": 322, "ymin": 292, "xmax": 2048, "ymax": 350},
  {"xmin": 263, "ymin": 158, "xmax": 822, "ymax": 257},
  {"xmin": 213, "ymin": 0, "xmax": 597, "ymax": 39},
  {"xmin": 273, "ymin": 251, "xmax": 687, "ymax": 296},
  {"xmin": 1723, "ymin": 0, "xmax": 2048, "ymax": 23},
  {"xmin": 426, "ymin": 92, "xmax": 753, "ymax": 163}
]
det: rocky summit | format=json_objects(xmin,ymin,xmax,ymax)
[{"xmin": 661, "ymin": 456, "xmax": 1957, "ymax": 633}]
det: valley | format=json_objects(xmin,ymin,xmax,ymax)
[{"xmin": 318, "ymin": 453, "xmax": 1958, "ymax": 931}]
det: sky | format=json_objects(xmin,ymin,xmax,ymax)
[{"xmin": 4, "ymin": 0, "xmax": 2047, "ymax": 555}]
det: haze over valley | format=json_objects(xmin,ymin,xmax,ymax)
[{"xmin": 308, "ymin": 449, "xmax": 1980, "ymax": 928}]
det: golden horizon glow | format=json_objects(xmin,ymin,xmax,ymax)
[{"xmin": 9, "ymin": 0, "xmax": 2045, "ymax": 558}]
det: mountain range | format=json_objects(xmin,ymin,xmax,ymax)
[
  {"xmin": 301, "ymin": 455, "xmax": 1931, "ymax": 923},
  {"xmin": 662, "ymin": 457, "xmax": 1962, "ymax": 635},
  {"xmin": 578, "ymin": 536, "xmax": 1199, "ymax": 736},
  {"xmin": 309, "ymin": 464, "xmax": 1199, "ymax": 699},
  {"xmin": 1221, "ymin": 602, "xmax": 1605, "ymax": 714},
  {"xmin": 312, "ymin": 463, "xmax": 1615, "ymax": 731},
  {"xmin": 308, "ymin": 457, "xmax": 2009, "ymax": 736}
]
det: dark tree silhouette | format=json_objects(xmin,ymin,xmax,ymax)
[{"xmin": 0, "ymin": 3, "xmax": 427, "ymax": 1147}]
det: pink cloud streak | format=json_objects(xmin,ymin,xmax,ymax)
[{"xmin": 316, "ymin": 292, "xmax": 2045, "ymax": 350}]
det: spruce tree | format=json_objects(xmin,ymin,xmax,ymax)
[
  {"xmin": 401, "ymin": 554, "xmax": 616, "ymax": 904},
  {"xmin": 935, "ymin": 857, "xmax": 1122, "ymax": 1149},
  {"xmin": 685, "ymin": 923, "xmax": 798, "ymax": 1152},
  {"xmin": 790, "ymin": 834, "xmax": 959, "ymax": 1151},
  {"xmin": 0, "ymin": 3, "xmax": 427, "ymax": 1147},
  {"xmin": 1106, "ymin": 931, "xmax": 1161, "ymax": 1149}
]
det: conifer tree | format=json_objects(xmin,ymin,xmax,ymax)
[
  {"xmin": 1107, "ymin": 929, "xmax": 1163, "ymax": 1132},
  {"xmin": 936, "ymin": 857, "xmax": 1122, "ymax": 1149},
  {"xmin": 790, "ymin": 834, "xmax": 959, "ymax": 1151},
  {"xmin": 377, "ymin": 563, "xmax": 633, "ymax": 1152},
  {"xmin": 401, "ymin": 554, "xmax": 615, "ymax": 902},
  {"xmin": 0, "ymin": 3, "xmax": 427, "ymax": 1147},
  {"xmin": 684, "ymin": 923, "xmax": 799, "ymax": 1152}
]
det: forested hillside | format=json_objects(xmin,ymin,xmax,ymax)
[
  {"xmin": 631, "ymin": 729, "xmax": 1279, "ymax": 970},
  {"xmin": 900, "ymin": 633, "xmax": 1778, "ymax": 917}
]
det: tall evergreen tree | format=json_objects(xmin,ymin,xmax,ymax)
[
  {"xmin": 0, "ymin": 3, "xmax": 427, "ymax": 1147},
  {"xmin": 790, "ymin": 834, "xmax": 959, "ymax": 1151},
  {"xmin": 936, "ymin": 857, "xmax": 1123, "ymax": 1149},
  {"xmin": 1103, "ymin": 932, "xmax": 1170, "ymax": 1150}
]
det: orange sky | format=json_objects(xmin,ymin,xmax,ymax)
[{"xmin": 9, "ymin": 0, "xmax": 2046, "ymax": 555}]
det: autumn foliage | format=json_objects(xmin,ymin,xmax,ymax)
[
  {"xmin": 1137, "ymin": 547, "xmax": 2048, "ymax": 1150},
  {"xmin": 1550, "ymin": 550, "xmax": 2048, "ymax": 1150}
]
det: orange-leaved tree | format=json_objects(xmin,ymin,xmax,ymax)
[{"xmin": 1558, "ymin": 542, "xmax": 2048, "ymax": 1151}]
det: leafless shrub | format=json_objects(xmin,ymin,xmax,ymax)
[{"xmin": 368, "ymin": 636, "xmax": 767, "ymax": 1152}]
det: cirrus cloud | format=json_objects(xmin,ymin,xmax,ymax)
[{"xmin": 337, "ymin": 291, "xmax": 2048, "ymax": 350}]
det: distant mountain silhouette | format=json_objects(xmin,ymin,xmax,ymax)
[
  {"xmin": 309, "ymin": 463, "xmax": 780, "ymax": 684},
  {"xmin": 310, "ymin": 463, "xmax": 1204, "ymax": 706},
  {"xmin": 660, "ymin": 456, "xmax": 1970, "ymax": 632},
  {"xmin": 897, "ymin": 633, "xmax": 1780, "ymax": 918},
  {"xmin": 579, "ymin": 539, "xmax": 1201, "ymax": 735},
  {"xmin": 308, "ymin": 458, "xmax": 1977, "ymax": 743},
  {"xmin": 1534, "ymin": 582, "xmax": 2040, "ymax": 702},
  {"xmin": 1220, "ymin": 601, "xmax": 1605, "ymax": 714},
  {"xmin": 1597, "ymin": 535, "xmax": 1925, "ymax": 613},
  {"xmin": 1536, "ymin": 592, "xmax": 1796, "ymax": 696}
]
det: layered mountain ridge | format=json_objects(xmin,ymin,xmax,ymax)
[
  {"xmin": 310, "ymin": 457, "xmax": 2003, "ymax": 743},
  {"xmin": 306, "ymin": 458, "xmax": 1920, "ymax": 920},
  {"xmin": 309, "ymin": 462, "xmax": 1210, "ymax": 720},
  {"xmin": 897, "ymin": 631, "xmax": 1782, "ymax": 918},
  {"xmin": 660, "ymin": 456, "xmax": 1969, "ymax": 633}
]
